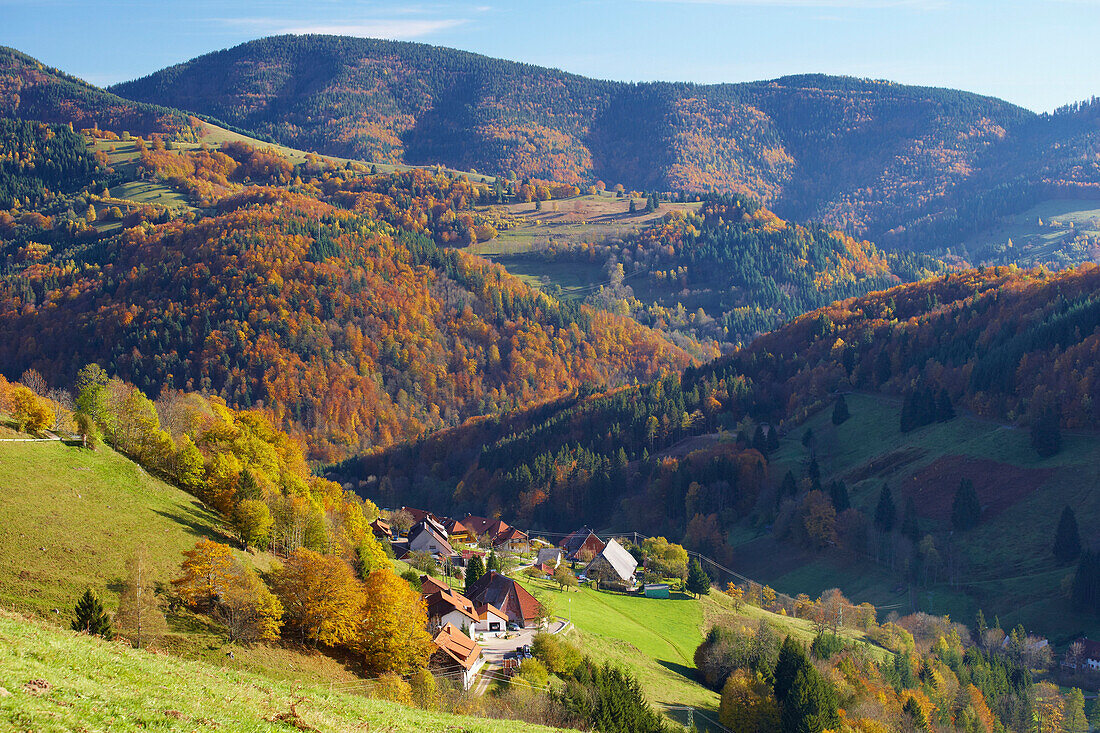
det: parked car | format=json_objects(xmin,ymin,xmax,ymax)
[{"xmin": 507, "ymin": 622, "xmax": 519, "ymax": 631}]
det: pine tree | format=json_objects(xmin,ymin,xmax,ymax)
[
  {"xmin": 1072, "ymin": 550, "xmax": 1100, "ymax": 614},
  {"xmin": 1031, "ymin": 406, "xmax": 1062, "ymax": 458},
  {"xmin": 903, "ymin": 696, "xmax": 929, "ymax": 732},
  {"xmin": 753, "ymin": 425, "xmax": 768, "ymax": 455},
  {"xmin": 934, "ymin": 388, "xmax": 955, "ymax": 422},
  {"xmin": 901, "ymin": 497, "xmax": 920, "ymax": 543},
  {"xmin": 767, "ymin": 426, "xmax": 780, "ymax": 453},
  {"xmin": 874, "ymin": 484, "xmax": 896, "ymax": 534},
  {"xmin": 951, "ymin": 478, "xmax": 981, "ymax": 531},
  {"xmin": 486, "ymin": 549, "xmax": 501, "ymax": 574},
  {"xmin": 1054, "ymin": 505, "xmax": 1082, "ymax": 563},
  {"xmin": 831, "ymin": 395, "xmax": 849, "ymax": 425},
  {"xmin": 828, "ymin": 481, "xmax": 850, "ymax": 513},
  {"xmin": 807, "ymin": 456, "xmax": 821, "ymax": 492},
  {"xmin": 465, "ymin": 555, "xmax": 485, "ymax": 596},
  {"xmin": 72, "ymin": 589, "xmax": 113, "ymax": 638},
  {"xmin": 686, "ymin": 559, "xmax": 710, "ymax": 597}
]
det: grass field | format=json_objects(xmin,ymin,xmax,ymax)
[
  {"xmin": 735, "ymin": 392, "xmax": 1100, "ymax": 643},
  {"xmin": 0, "ymin": 610, "xmax": 561, "ymax": 733},
  {"xmin": 467, "ymin": 197, "xmax": 701, "ymax": 297},
  {"xmin": 965, "ymin": 197, "xmax": 1100, "ymax": 266}
]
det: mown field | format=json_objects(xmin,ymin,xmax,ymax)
[
  {"xmin": 0, "ymin": 610, "xmax": 561, "ymax": 733},
  {"xmin": 965, "ymin": 197, "xmax": 1100, "ymax": 266},
  {"xmin": 735, "ymin": 392, "xmax": 1100, "ymax": 642}
]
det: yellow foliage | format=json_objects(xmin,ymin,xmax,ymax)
[
  {"xmin": 172, "ymin": 539, "xmax": 235, "ymax": 610},
  {"xmin": 274, "ymin": 549, "xmax": 365, "ymax": 647},
  {"xmin": 358, "ymin": 569, "xmax": 432, "ymax": 675}
]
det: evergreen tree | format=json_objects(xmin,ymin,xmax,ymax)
[
  {"xmin": 1031, "ymin": 406, "xmax": 1062, "ymax": 458},
  {"xmin": 773, "ymin": 637, "xmax": 838, "ymax": 733},
  {"xmin": 767, "ymin": 426, "xmax": 780, "ymax": 453},
  {"xmin": 951, "ymin": 478, "xmax": 981, "ymax": 531},
  {"xmin": 902, "ymin": 696, "xmax": 929, "ymax": 732},
  {"xmin": 1072, "ymin": 550, "xmax": 1100, "ymax": 614},
  {"xmin": 486, "ymin": 550, "xmax": 501, "ymax": 574},
  {"xmin": 900, "ymin": 497, "xmax": 920, "ymax": 543},
  {"xmin": 464, "ymin": 555, "xmax": 485, "ymax": 596},
  {"xmin": 628, "ymin": 198, "xmax": 636, "ymax": 214},
  {"xmin": 1054, "ymin": 505, "xmax": 1082, "ymax": 563},
  {"xmin": 874, "ymin": 484, "xmax": 896, "ymax": 534},
  {"xmin": 807, "ymin": 456, "xmax": 821, "ymax": 492},
  {"xmin": 753, "ymin": 424, "xmax": 768, "ymax": 455},
  {"xmin": 831, "ymin": 395, "xmax": 849, "ymax": 425},
  {"xmin": 72, "ymin": 589, "xmax": 113, "ymax": 638},
  {"xmin": 934, "ymin": 388, "xmax": 955, "ymax": 422},
  {"xmin": 686, "ymin": 559, "xmax": 710, "ymax": 597},
  {"xmin": 874, "ymin": 349, "xmax": 891, "ymax": 385},
  {"xmin": 828, "ymin": 481, "xmax": 850, "ymax": 513}
]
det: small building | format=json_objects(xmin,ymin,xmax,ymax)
[
  {"xmin": 465, "ymin": 570, "xmax": 542, "ymax": 628},
  {"xmin": 643, "ymin": 583, "xmax": 670, "ymax": 599},
  {"xmin": 420, "ymin": 575, "xmax": 450, "ymax": 596},
  {"xmin": 585, "ymin": 538, "xmax": 638, "ymax": 587},
  {"xmin": 370, "ymin": 518, "xmax": 392, "ymax": 540},
  {"xmin": 559, "ymin": 527, "xmax": 606, "ymax": 562},
  {"xmin": 423, "ymin": 586, "xmax": 479, "ymax": 636},
  {"xmin": 443, "ymin": 518, "xmax": 474, "ymax": 544},
  {"xmin": 462, "ymin": 515, "xmax": 528, "ymax": 552},
  {"xmin": 407, "ymin": 520, "xmax": 454, "ymax": 558},
  {"xmin": 536, "ymin": 547, "xmax": 563, "ymax": 569},
  {"xmin": 430, "ymin": 623, "xmax": 484, "ymax": 690},
  {"xmin": 474, "ymin": 602, "xmax": 509, "ymax": 636}
]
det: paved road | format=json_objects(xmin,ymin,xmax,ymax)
[{"xmin": 471, "ymin": 619, "xmax": 569, "ymax": 694}]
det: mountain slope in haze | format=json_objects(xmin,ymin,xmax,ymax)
[
  {"xmin": 111, "ymin": 35, "xmax": 1041, "ymax": 242},
  {"xmin": 0, "ymin": 46, "xmax": 192, "ymax": 137}
]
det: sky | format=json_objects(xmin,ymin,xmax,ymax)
[{"xmin": 2, "ymin": 0, "xmax": 1099, "ymax": 113}]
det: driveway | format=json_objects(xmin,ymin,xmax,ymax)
[{"xmin": 471, "ymin": 619, "xmax": 569, "ymax": 694}]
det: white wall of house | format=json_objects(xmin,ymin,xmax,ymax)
[
  {"xmin": 475, "ymin": 610, "xmax": 509, "ymax": 636},
  {"xmin": 438, "ymin": 610, "xmax": 476, "ymax": 637},
  {"xmin": 409, "ymin": 531, "xmax": 448, "ymax": 555}
]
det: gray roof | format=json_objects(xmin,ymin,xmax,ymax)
[
  {"xmin": 536, "ymin": 548, "xmax": 562, "ymax": 566},
  {"xmin": 587, "ymin": 538, "xmax": 637, "ymax": 582}
]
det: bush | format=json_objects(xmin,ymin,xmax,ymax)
[
  {"xmin": 532, "ymin": 632, "xmax": 583, "ymax": 678},
  {"xmin": 516, "ymin": 659, "xmax": 550, "ymax": 687}
]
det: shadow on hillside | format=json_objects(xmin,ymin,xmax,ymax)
[
  {"xmin": 151, "ymin": 506, "xmax": 227, "ymax": 543},
  {"xmin": 657, "ymin": 658, "xmax": 698, "ymax": 684}
]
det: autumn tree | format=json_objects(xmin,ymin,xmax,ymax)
[
  {"xmin": 719, "ymin": 669, "xmax": 780, "ymax": 733},
  {"xmin": 215, "ymin": 562, "xmax": 283, "ymax": 644},
  {"xmin": 233, "ymin": 499, "xmax": 273, "ymax": 549},
  {"xmin": 274, "ymin": 548, "xmax": 365, "ymax": 646},
  {"xmin": 72, "ymin": 589, "xmax": 113, "ymax": 638},
  {"xmin": 10, "ymin": 385, "xmax": 54, "ymax": 435},
  {"xmin": 357, "ymin": 532, "xmax": 390, "ymax": 577},
  {"xmin": 553, "ymin": 564, "xmax": 578, "ymax": 591},
  {"xmin": 114, "ymin": 547, "xmax": 167, "ymax": 649},
  {"xmin": 358, "ymin": 568, "xmax": 433, "ymax": 675},
  {"xmin": 172, "ymin": 538, "xmax": 236, "ymax": 611},
  {"xmin": 800, "ymin": 490, "xmax": 837, "ymax": 548}
]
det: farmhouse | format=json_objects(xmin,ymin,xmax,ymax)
[
  {"xmin": 423, "ymin": 586, "xmax": 479, "ymax": 635},
  {"xmin": 462, "ymin": 515, "xmax": 528, "ymax": 552},
  {"xmin": 443, "ymin": 517, "xmax": 474, "ymax": 544},
  {"xmin": 464, "ymin": 570, "xmax": 542, "ymax": 628},
  {"xmin": 585, "ymin": 538, "xmax": 638, "ymax": 587},
  {"xmin": 474, "ymin": 602, "xmax": 509, "ymax": 636},
  {"xmin": 430, "ymin": 623, "xmax": 484, "ymax": 690},
  {"xmin": 407, "ymin": 520, "xmax": 454, "ymax": 557},
  {"xmin": 369, "ymin": 517, "xmax": 391, "ymax": 540},
  {"xmin": 536, "ymin": 547, "xmax": 563, "ymax": 569},
  {"xmin": 559, "ymin": 527, "xmax": 605, "ymax": 562}
]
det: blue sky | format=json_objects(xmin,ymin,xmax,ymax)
[{"xmin": 2, "ymin": 0, "xmax": 1098, "ymax": 112}]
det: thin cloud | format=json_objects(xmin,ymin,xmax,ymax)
[
  {"xmin": 223, "ymin": 17, "xmax": 467, "ymax": 39},
  {"xmin": 635, "ymin": 0, "xmax": 944, "ymax": 8}
]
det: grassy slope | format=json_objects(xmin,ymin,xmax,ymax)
[
  {"xmin": 963, "ymin": 197, "xmax": 1100, "ymax": 265},
  {"xmin": 733, "ymin": 392, "xmax": 1100, "ymax": 642},
  {"xmin": 0, "ymin": 610, "xmax": 560, "ymax": 733},
  {"xmin": 0, "ymin": 437, "xmax": 364, "ymax": 685}
]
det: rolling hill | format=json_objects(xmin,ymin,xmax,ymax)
[{"xmin": 108, "ymin": 34, "xmax": 1100, "ymax": 256}]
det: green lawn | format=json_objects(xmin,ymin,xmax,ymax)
[
  {"xmin": 517, "ymin": 576, "xmax": 719, "ymax": 716},
  {"xmin": 0, "ymin": 610, "xmax": 561, "ymax": 733}
]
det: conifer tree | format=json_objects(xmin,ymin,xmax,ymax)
[
  {"xmin": 828, "ymin": 481, "xmax": 850, "ymax": 513},
  {"xmin": 465, "ymin": 555, "xmax": 485, "ymax": 596},
  {"xmin": 686, "ymin": 558, "xmax": 710, "ymax": 597},
  {"xmin": 767, "ymin": 426, "xmax": 780, "ymax": 453},
  {"xmin": 1072, "ymin": 550, "xmax": 1100, "ymax": 614},
  {"xmin": 901, "ymin": 497, "xmax": 920, "ymax": 543},
  {"xmin": 951, "ymin": 478, "xmax": 981, "ymax": 531},
  {"xmin": 807, "ymin": 456, "xmax": 821, "ymax": 492},
  {"xmin": 874, "ymin": 484, "xmax": 896, "ymax": 533},
  {"xmin": 72, "ymin": 589, "xmax": 113, "ymax": 639},
  {"xmin": 753, "ymin": 424, "xmax": 768, "ymax": 456},
  {"xmin": 831, "ymin": 395, "xmax": 849, "ymax": 425},
  {"xmin": 1031, "ymin": 406, "xmax": 1062, "ymax": 458},
  {"xmin": 1054, "ymin": 505, "xmax": 1082, "ymax": 563}
]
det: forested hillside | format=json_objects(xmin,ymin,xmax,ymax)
[
  {"xmin": 0, "ymin": 47, "xmax": 192, "ymax": 137},
  {"xmin": 111, "ymin": 35, "xmax": 1054, "ymax": 244},
  {"xmin": 0, "ymin": 131, "xmax": 691, "ymax": 462}
]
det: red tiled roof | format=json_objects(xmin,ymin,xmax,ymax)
[
  {"xmin": 464, "ymin": 571, "xmax": 541, "ymax": 624},
  {"xmin": 420, "ymin": 576, "xmax": 450, "ymax": 596},
  {"xmin": 476, "ymin": 602, "xmax": 508, "ymax": 621},
  {"xmin": 424, "ymin": 587, "xmax": 479, "ymax": 624},
  {"xmin": 432, "ymin": 623, "xmax": 482, "ymax": 670}
]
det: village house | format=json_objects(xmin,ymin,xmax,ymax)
[
  {"xmin": 585, "ymin": 538, "xmax": 638, "ymax": 588},
  {"xmin": 423, "ymin": 586, "xmax": 479, "ymax": 636},
  {"xmin": 474, "ymin": 602, "xmax": 509, "ymax": 636},
  {"xmin": 559, "ymin": 527, "xmax": 605, "ymax": 562},
  {"xmin": 536, "ymin": 547, "xmax": 563, "ymax": 569},
  {"xmin": 443, "ymin": 517, "xmax": 474, "ymax": 544},
  {"xmin": 407, "ymin": 520, "xmax": 454, "ymax": 558},
  {"xmin": 369, "ymin": 517, "xmax": 391, "ymax": 540},
  {"xmin": 420, "ymin": 575, "xmax": 450, "ymax": 596},
  {"xmin": 429, "ymin": 623, "xmax": 484, "ymax": 690},
  {"xmin": 464, "ymin": 570, "xmax": 542, "ymax": 628},
  {"xmin": 463, "ymin": 515, "xmax": 529, "ymax": 552}
]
